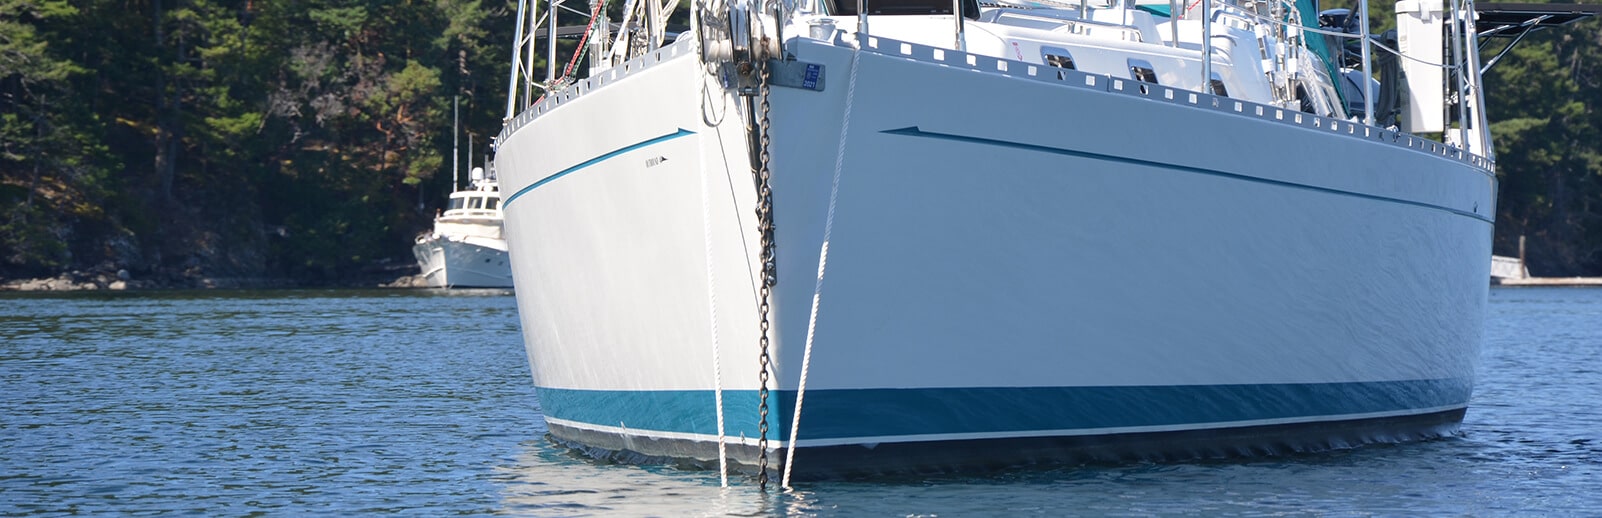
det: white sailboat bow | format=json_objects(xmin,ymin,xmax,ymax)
[{"xmin": 495, "ymin": 0, "xmax": 1497, "ymax": 479}]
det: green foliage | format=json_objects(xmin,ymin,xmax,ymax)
[
  {"xmin": 0, "ymin": 200, "xmax": 69, "ymax": 271},
  {"xmin": 1484, "ymin": 13, "xmax": 1602, "ymax": 275},
  {"xmin": 0, "ymin": 0, "xmax": 526, "ymax": 282},
  {"xmin": 307, "ymin": 5, "xmax": 370, "ymax": 37},
  {"xmin": 0, "ymin": 0, "xmax": 109, "ymax": 275}
]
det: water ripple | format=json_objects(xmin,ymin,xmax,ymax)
[{"xmin": 2, "ymin": 287, "xmax": 1599, "ymax": 515}]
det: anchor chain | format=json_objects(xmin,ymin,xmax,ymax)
[
  {"xmin": 701, "ymin": 0, "xmax": 781, "ymax": 490},
  {"xmin": 753, "ymin": 44, "xmax": 777, "ymax": 493}
]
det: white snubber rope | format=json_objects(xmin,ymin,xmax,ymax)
[
  {"xmin": 697, "ymin": 71, "xmax": 730, "ymax": 488},
  {"xmin": 781, "ymin": 42, "xmax": 862, "ymax": 489}
]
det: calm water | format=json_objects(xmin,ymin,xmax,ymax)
[{"xmin": 1, "ymin": 287, "xmax": 1598, "ymax": 515}]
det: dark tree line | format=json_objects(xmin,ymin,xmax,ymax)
[
  {"xmin": 2, "ymin": 0, "xmax": 526, "ymax": 284},
  {"xmin": 1484, "ymin": 12, "xmax": 1602, "ymax": 276},
  {"xmin": 1, "ymin": 0, "xmax": 1600, "ymax": 284}
]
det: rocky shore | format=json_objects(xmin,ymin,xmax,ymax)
[
  {"xmin": 2, "ymin": 270, "xmax": 149, "ymax": 291},
  {"xmin": 379, "ymin": 274, "xmax": 431, "ymax": 289},
  {"xmin": 2, "ymin": 266, "xmax": 427, "ymax": 292}
]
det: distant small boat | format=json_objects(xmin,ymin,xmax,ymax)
[{"xmin": 413, "ymin": 166, "xmax": 514, "ymax": 289}]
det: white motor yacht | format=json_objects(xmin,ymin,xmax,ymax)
[{"xmin": 413, "ymin": 166, "xmax": 514, "ymax": 289}]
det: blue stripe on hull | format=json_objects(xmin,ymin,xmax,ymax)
[
  {"xmin": 534, "ymin": 379, "xmax": 1472, "ymax": 441},
  {"xmin": 503, "ymin": 128, "xmax": 695, "ymax": 207},
  {"xmin": 882, "ymin": 126, "xmax": 1492, "ymax": 223}
]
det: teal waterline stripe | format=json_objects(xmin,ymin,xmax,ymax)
[
  {"xmin": 503, "ymin": 128, "xmax": 696, "ymax": 207},
  {"xmin": 534, "ymin": 380, "xmax": 1473, "ymax": 441},
  {"xmin": 882, "ymin": 126, "xmax": 1494, "ymax": 224}
]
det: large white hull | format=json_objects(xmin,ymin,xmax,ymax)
[
  {"xmin": 495, "ymin": 36, "xmax": 1493, "ymax": 476},
  {"xmin": 413, "ymin": 235, "xmax": 514, "ymax": 289}
]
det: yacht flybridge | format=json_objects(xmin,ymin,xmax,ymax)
[{"xmin": 491, "ymin": 0, "xmax": 1561, "ymax": 483}]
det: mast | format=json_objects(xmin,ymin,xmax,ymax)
[
  {"xmin": 527, "ymin": 0, "xmax": 541, "ymax": 105},
  {"xmin": 1462, "ymin": 0, "xmax": 1491, "ymax": 156},
  {"xmin": 452, "ymin": 96, "xmax": 460, "ymax": 191},
  {"xmin": 1202, "ymin": 0, "xmax": 1212, "ymax": 88},
  {"xmin": 1360, "ymin": 0, "xmax": 1374, "ymax": 126},
  {"xmin": 505, "ymin": 0, "xmax": 528, "ymax": 120},
  {"xmin": 548, "ymin": 0, "xmax": 560, "ymax": 83}
]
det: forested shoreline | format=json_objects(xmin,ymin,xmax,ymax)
[
  {"xmin": 2, "ymin": 0, "xmax": 518, "ymax": 287},
  {"xmin": 2, "ymin": 1, "xmax": 1600, "ymax": 288}
]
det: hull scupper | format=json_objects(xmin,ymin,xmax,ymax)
[{"xmin": 494, "ymin": 0, "xmax": 1496, "ymax": 479}]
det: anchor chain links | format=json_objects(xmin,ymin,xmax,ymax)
[{"xmin": 753, "ymin": 39, "xmax": 777, "ymax": 493}]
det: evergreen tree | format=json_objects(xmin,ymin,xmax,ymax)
[
  {"xmin": 1485, "ymin": 15, "xmax": 1602, "ymax": 275},
  {"xmin": 1, "ymin": 0, "xmax": 114, "ymax": 276}
]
